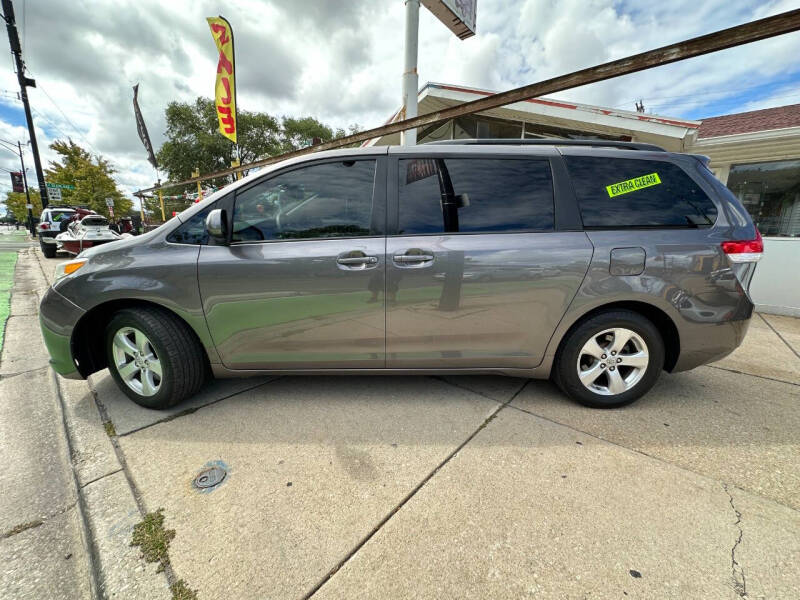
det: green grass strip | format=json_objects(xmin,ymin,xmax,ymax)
[{"xmin": 0, "ymin": 251, "xmax": 19, "ymax": 354}]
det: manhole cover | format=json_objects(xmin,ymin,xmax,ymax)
[{"xmin": 193, "ymin": 466, "xmax": 226, "ymax": 489}]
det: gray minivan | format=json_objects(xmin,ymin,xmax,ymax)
[{"xmin": 39, "ymin": 140, "xmax": 762, "ymax": 409}]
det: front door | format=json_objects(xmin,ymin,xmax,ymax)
[
  {"xmin": 386, "ymin": 155, "xmax": 593, "ymax": 369},
  {"xmin": 198, "ymin": 157, "xmax": 387, "ymax": 369}
]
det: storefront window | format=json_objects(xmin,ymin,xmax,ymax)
[{"xmin": 727, "ymin": 159, "xmax": 800, "ymax": 237}]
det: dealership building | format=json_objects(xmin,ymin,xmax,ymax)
[{"xmin": 367, "ymin": 83, "xmax": 800, "ymax": 315}]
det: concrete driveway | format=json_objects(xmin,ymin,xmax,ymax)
[{"xmin": 9, "ymin": 247, "xmax": 800, "ymax": 599}]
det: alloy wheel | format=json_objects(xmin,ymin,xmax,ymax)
[
  {"xmin": 111, "ymin": 327, "xmax": 162, "ymax": 397},
  {"xmin": 576, "ymin": 327, "xmax": 649, "ymax": 396}
]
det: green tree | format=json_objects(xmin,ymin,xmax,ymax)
[
  {"xmin": 156, "ymin": 97, "xmax": 360, "ymax": 187},
  {"xmin": 3, "ymin": 190, "xmax": 42, "ymax": 222},
  {"xmin": 45, "ymin": 140, "xmax": 131, "ymax": 218},
  {"xmin": 157, "ymin": 98, "xmax": 281, "ymax": 190}
]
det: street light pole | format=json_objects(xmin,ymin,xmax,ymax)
[
  {"xmin": 401, "ymin": 0, "xmax": 419, "ymax": 146},
  {"xmin": 2, "ymin": 0, "xmax": 50, "ymax": 211},
  {"xmin": 17, "ymin": 141, "xmax": 34, "ymax": 234}
]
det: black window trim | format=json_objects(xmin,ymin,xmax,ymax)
[
  {"xmin": 388, "ymin": 154, "xmax": 563, "ymax": 237},
  {"xmin": 229, "ymin": 155, "xmax": 387, "ymax": 246}
]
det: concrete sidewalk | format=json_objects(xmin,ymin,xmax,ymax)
[
  {"xmin": 0, "ymin": 249, "xmax": 93, "ymax": 599},
  {"xmin": 11, "ymin": 246, "xmax": 800, "ymax": 599}
]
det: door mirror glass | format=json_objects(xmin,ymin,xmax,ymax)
[{"xmin": 205, "ymin": 209, "xmax": 227, "ymax": 243}]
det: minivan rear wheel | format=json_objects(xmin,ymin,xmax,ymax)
[
  {"xmin": 105, "ymin": 307, "xmax": 205, "ymax": 409},
  {"xmin": 554, "ymin": 310, "xmax": 664, "ymax": 408}
]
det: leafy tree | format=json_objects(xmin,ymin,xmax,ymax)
[
  {"xmin": 3, "ymin": 190, "xmax": 42, "ymax": 222},
  {"xmin": 156, "ymin": 97, "xmax": 361, "ymax": 187},
  {"xmin": 157, "ymin": 98, "xmax": 281, "ymax": 190},
  {"xmin": 45, "ymin": 140, "xmax": 131, "ymax": 218}
]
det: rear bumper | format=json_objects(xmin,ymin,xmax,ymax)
[
  {"xmin": 38, "ymin": 231, "xmax": 58, "ymax": 243},
  {"xmin": 671, "ymin": 316, "xmax": 751, "ymax": 372},
  {"xmin": 39, "ymin": 286, "xmax": 85, "ymax": 379}
]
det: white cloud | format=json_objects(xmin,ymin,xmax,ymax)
[{"xmin": 0, "ymin": 0, "xmax": 798, "ymax": 199}]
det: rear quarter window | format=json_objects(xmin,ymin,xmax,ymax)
[{"xmin": 565, "ymin": 157, "xmax": 718, "ymax": 228}]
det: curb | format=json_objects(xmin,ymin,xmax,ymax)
[{"xmin": 30, "ymin": 248, "xmax": 171, "ymax": 599}]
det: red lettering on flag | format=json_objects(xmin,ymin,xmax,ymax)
[
  {"xmin": 220, "ymin": 78, "xmax": 231, "ymax": 104},
  {"xmin": 211, "ymin": 23, "xmax": 230, "ymax": 45},
  {"xmin": 217, "ymin": 51, "xmax": 233, "ymax": 75},
  {"xmin": 218, "ymin": 106, "xmax": 236, "ymax": 133}
]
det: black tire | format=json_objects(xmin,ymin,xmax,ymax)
[
  {"xmin": 105, "ymin": 307, "xmax": 206, "ymax": 409},
  {"xmin": 40, "ymin": 239, "xmax": 57, "ymax": 258},
  {"xmin": 554, "ymin": 310, "xmax": 665, "ymax": 408}
]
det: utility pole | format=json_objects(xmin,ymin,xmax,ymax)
[
  {"xmin": 17, "ymin": 141, "xmax": 34, "ymax": 234},
  {"xmin": 2, "ymin": 0, "xmax": 49, "ymax": 211},
  {"xmin": 401, "ymin": 0, "xmax": 419, "ymax": 146}
]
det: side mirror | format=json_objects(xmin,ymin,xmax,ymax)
[{"xmin": 205, "ymin": 209, "xmax": 228, "ymax": 244}]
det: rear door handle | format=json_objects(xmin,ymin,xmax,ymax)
[{"xmin": 392, "ymin": 249, "xmax": 435, "ymax": 267}]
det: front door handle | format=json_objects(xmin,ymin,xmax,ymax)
[
  {"xmin": 336, "ymin": 251, "xmax": 378, "ymax": 270},
  {"xmin": 337, "ymin": 256, "xmax": 378, "ymax": 265},
  {"xmin": 392, "ymin": 249, "xmax": 435, "ymax": 267}
]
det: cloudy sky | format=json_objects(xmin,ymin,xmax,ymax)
[{"xmin": 1, "ymin": 0, "xmax": 799, "ymax": 202}]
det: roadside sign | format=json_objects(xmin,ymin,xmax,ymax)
[
  {"xmin": 47, "ymin": 187, "xmax": 62, "ymax": 203},
  {"xmin": 421, "ymin": 0, "xmax": 476, "ymax": 39},
  {"xmin": 105, "ymin": 197, "xmax": 114, "ymax": 208},
  {"xmin": 10, "ymin": 172, "xmax": 23, "ymax": 193},
  {"xmin": 46, "ymin": 182, "xmax": 76, "ymax": 190}
]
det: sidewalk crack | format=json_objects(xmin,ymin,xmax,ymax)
[
  {"xmin": 758, "ymin": 313, "xmax": 800, "ymax": 360},
  {"xmin": 0, "ymin": 501, "xmax": 79, "ymax": 540},
  {"xmin": 724, "ymin": 483, "xmax": 747, "ymax": 598},
  {"xmin": 302, "ymin": 380, "xmax": 530, "ymax": 599}
]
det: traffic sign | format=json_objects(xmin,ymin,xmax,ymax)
[
  {"xmin": 46, "ymin": 182, "xmax": 76, "ymax": 190},
  {"xmin": 47, "ymin": 187, "xmax": 62, "ymax": 203}
]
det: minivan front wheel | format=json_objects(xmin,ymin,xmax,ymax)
[
  {"xmin": 105, "ymin": 307, "xmax": 205, "ymax": 409},
  {"xmin": 555, "ymin": 310, "xmax": 664, "ymax": 408}
]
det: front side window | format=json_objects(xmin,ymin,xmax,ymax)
[
  {"xmin": 232, "ymin": 160, "xmax": 377, "ymax": 242},
  {"xmin": 167, "ymin": 207, "xmax": 211, "ymax": 245},
  {"xmin": 566, "ymin": 157, "xmax": 718, "ymax": 228},
  {"xmin": 398, "ymin": 158, "xmax": 554, "ymax": 234}
]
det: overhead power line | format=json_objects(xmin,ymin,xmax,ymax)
[
  {"xmin": 136, "ymin": 8, "xmax": 800, "ymax": 195},
  {"xmin": 25, "ymin": 69, "xmax": 98, "ymax": 154}
]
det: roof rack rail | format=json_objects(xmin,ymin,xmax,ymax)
[{"xmin": 424, "ymin": 138, "xmax": 667, "ymax": 152}]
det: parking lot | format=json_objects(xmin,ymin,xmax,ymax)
[{"xmin": 2, "ymin": 246, "xmax": 799, "ymax": 599}]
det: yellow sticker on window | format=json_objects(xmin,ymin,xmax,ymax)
[{"xmin": 606, "ymin": 172, "xmax": 661, "ymax": 197}]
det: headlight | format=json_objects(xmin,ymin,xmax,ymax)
[{"xmin": 55, "ymin": 259, "xmax": 87, "ymax": 281}]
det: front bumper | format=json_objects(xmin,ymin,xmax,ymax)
[{"xmin": 39, "ymin": 285, "xmax": 85, "ymax": 379}]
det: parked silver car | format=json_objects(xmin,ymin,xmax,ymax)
[
  {"xmin": 39, "ymin": 140, "xmax": 762, "ymax": 409},
  {"xmin": 36, "ymin": 206, "xmax": 75, "ymax": 258}
]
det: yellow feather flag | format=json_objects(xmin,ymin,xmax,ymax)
[{"xmin": 207, "ymin": 16, "xmax": 237, "ymax": 144}]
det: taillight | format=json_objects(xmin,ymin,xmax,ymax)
[
  {"xmin": 722, "ymin": 229, "xmax": 763, "ymax": 263},
  {"xmin": 40, "ymin": 223, "xmax": 49, "ymax": 230}
]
